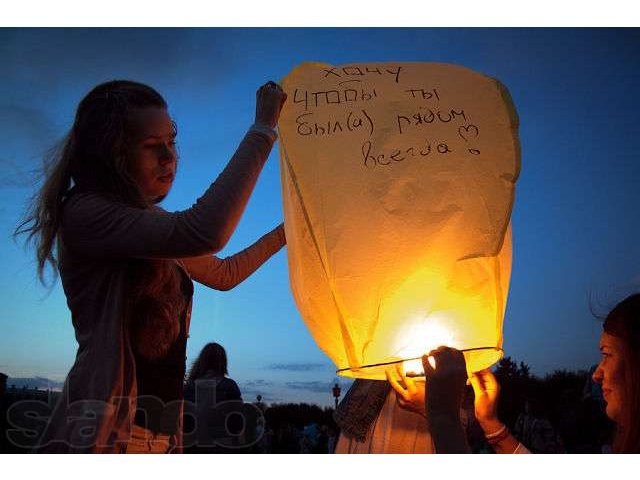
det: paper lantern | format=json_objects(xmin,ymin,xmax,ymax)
[{"xmin": 279, "ymin": 62, "xmax": 520, "ymax": 379}]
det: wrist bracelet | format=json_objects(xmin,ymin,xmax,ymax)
[
  {"xmin": 484, "ymin": 424, "xmax": 507, "ymax": 439},
  {"xmin": 486, "ymin": 425, "xmax": 510, "ymax": 445},
  {"xmin": 513, "ymin": 442, "xmax": 526, "ymax": 454}
]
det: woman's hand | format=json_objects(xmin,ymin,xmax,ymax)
[
  {"xmin": 386, "ymin": 363, "xmax": 426, "ymax": 417},
  {"xmin": 469, "ymin": 368, "xmax": 502, "ymax": 432},
  {"xmin": 255, "ymin": 81, "xmax": 287, "ymax": 129},
  {"xmin": 422, "ymin": 346, "xmax": 468, "ymax": 423}
]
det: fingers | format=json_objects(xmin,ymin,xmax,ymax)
[
  {"xmin": 470, "ymin": 369, "xmax": 500, "ymax": 397},
  {"xmin": 397, "ymin": 362, "xmax": 417, "ymax": 395},
  {"xmin": 425, "ymin": 346, "xmax": 468, "ymax": 380},
  {"xmin": 435, "ymin": 346, "xmax": 465, "ymax": 367},
  {"xmin": 256, "ymin": 81, "xmax": 285, "ymax": 101},
  {"xmin": 483, "ymin": 370, "xmax": 499, "ymax": 389},
  {"xmin": 260, "ymin": 80, "xmax": 282, "ymax": 90},
  {"xmin": 422, "ymin": 354, "xmax": 436, "ymax": 376},
  {"xmin": 474, "ymin": 369, "xmax": 498, "ymax": 390},
  {"xmin": 469, "ymin": 373, "xmax": 484, "ymax": 396},
  {"xmin": 255, "ymin": 81, "xmax": 287, "ymax": 128},
  {"xmin": 260, "ymin": 81, "xmax": 285, "ymax": 99},
  {"xmin": 395, "ymin": 362, "xmax": 408, "ymax": 382},
  {"xmin": 386, "ymin": 363, "xmax": 419, "ymax": 400},
  {"xmin": 386, "ymin": 367, "xmax": 409, "ymax": 402}
]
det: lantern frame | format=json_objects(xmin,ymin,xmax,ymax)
[{"xmin": 335, "ymin": 346, "xmax": 502, "ymax": 377}]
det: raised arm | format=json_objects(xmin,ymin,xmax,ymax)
[
  {"xmin": 61, "ymin": 83, "xmax": 287, "ymax": 260},
  {"xmin": 470, "ymin": 369, "xmax": 530, "ymax": 454},
  {"xmin": 182, "ymin": 223, "xmax": 286, "ymax": 290}
]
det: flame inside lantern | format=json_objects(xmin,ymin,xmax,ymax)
[{"xmin": 396, "ymin": 314, "xmax": 457, "ymax": 376}]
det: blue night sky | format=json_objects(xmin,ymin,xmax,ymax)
[{"xmin": 0, "ymin": 28, "xmax": 638, "ymax": 407}]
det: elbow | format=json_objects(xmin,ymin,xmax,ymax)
[
  {"xmin": 214, "ymin": 281, "xmax": 239, "ymax": 292},
  {"xmin": 205, "ymin": 233, "xmax": 230, "ymax": 255},
  {"xmin": 216, "ymin": 283, "xmax": 233, "ymax": 292},
  {"xmin": 214, "ymin": 272, "xmax": 243, "ymax": 291}
]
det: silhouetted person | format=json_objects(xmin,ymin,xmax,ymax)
[
  {"xmin": 513, "ymin": 399, "xmax": 564, "ymax": 453},
  {"xmin": 184, "ymin": 342, "xmax": 251, "ymax": 453}
]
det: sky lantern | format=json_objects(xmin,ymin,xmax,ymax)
[{"xmin": 278, "ymin": 62, "xmax": 520, "ymax": 380}]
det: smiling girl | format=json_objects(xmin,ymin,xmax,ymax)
[
  {"xmin": 469, "ymin": 294, "xmax": 640, "ymax": 454},
  {"xmin": 592, "ymin": 294, "xmax": 640, "ymax": 453}
]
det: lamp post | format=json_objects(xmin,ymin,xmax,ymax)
[
  {"xmin": 332, "ymin": 383, "xmax": 341, "ymax": 409},
  {"xmin": 255, "ymin": 394, "xmax": 265, "ymax": 412}
]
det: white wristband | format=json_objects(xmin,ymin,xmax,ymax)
[
  {"xmin": 485, "ymin": 424, "xmax": 507, "ymax": 439},
  {"xmin": 513, "ymin": 442, "xmax": 531, "ymax": 454}
]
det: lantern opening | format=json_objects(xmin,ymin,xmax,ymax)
[{"xmin": 335, "ymin": 346, "xmax": 502, "ymax": 378}]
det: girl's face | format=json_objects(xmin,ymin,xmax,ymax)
[
  {"xmin": 593, "ymin": 332, "xmax": 627, "ymax": 424},
  {"xmin": 129, "ymin": 108, "xmax": 177, "ymax": 201}
]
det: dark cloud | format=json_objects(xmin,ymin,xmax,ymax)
[
  {"xmin": 242, "ymin": 379, "xmax": 273, "ymax": 388},
  {"xmin": 285, "ymin": 381, "xmax": 334, "ymax": 393},
  {"xmin": 0, "ymin": 29, "xmax": 237, "ymax": 96},
  {"xmin": 267, "ymin": 363, "xmax": 329, "ymax": 372},
  {"xmin": 239, "ymin": 379, "xmax": 286, "ymax": 404},
  {"xmin": 238, "ymin": 380, "xmax": 274, "ymax": 399},
  {"xmin": 241, "ymin": 388, "xmax": 271, "ymax": 400}
]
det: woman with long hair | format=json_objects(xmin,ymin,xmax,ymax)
[
  {"xmin": 16, "ymin": 79, "xmax": 287, "ymax": 453},
  {"xmin": 184, "ymin": 342, "xmax": 240, "ymax": 402},
  {"xmin": 183, "ymin": 343, "xmax": 246, "ymax": 452},
  {"xmin": 590, "ymin": 293, "xmax": 640, "ymax": 453},
  {"xmin": 470, "ymin": 293, "xmax": 640, "ymax": 453}
]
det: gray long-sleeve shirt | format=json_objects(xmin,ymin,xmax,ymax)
[{"xmin": 35, "ymin": 126, "xmax": 281, "ymax": 453}]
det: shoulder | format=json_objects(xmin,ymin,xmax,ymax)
[
  {"xmin": 62, "ymin": 191, "xmax": 123, "ymax": 221},
  {"xmin": 218, "ymin": 377, "xmax": 241, "ymax": 394},
  {"xmin": 63, "ymin": 190, "xmax": 109, "ymax": 210},
  {"xmin": 61, "ymin": 191, "xmax": 151, "ymax": 229},
  {"xmin": 219, "ymin": 377, "xmax": 239, "ymax": 387}
]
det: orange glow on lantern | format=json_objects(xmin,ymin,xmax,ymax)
[{"xmin": 279, "ymin": 62, "xmax": 519, "ymax": 380}]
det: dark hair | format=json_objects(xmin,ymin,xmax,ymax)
[
  {"xmin": 16, "ymin": 80, "xmax": 170, "ymax": 281},
  {"xmin": 603, "ymin": 293, "xmax": 640, "ymax": 453},
  {"xmin": 16, "ymin": 80, "xmax": 185, "ymax": 361},
  {"xmin": 186, "ymin": 343, "xmax": 229, "ymax": 385}
]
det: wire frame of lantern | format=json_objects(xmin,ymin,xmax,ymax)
[{"xmin": 336, "ymin": 346, "xmax": 503, "ymax": 378}]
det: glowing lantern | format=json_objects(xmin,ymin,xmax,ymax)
[{"xmin": 279, "ymin": 62, "xmax": 520, "ymax": 379}]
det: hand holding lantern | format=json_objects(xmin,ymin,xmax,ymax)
[
  {"xmin": 386, "ymin": 363, "xmax": 426, "ymax": 418},
  {"xmin": 469, "ymin": 368, "xmax": 502, "ymax": 433},
  {"xmin": 255, "ymin": 81, "xmax": 287, "ymax": 129}
]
